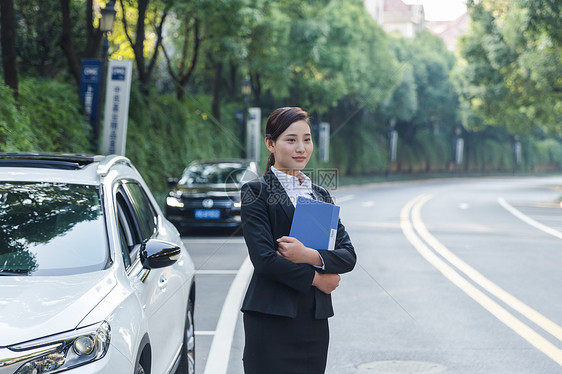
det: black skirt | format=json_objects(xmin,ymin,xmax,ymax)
[{"xmin": 242, "ymin": 288, "xmax": 329, "ymax": 374}]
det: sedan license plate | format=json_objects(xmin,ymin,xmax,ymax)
[{"xmin": 195, "ymin": 209, "xmax": 221, "ymax": 219}]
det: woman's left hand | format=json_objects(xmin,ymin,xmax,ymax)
[{"xmin": 276, "ymin": 236, "xmax": 323, "ymax": 266}]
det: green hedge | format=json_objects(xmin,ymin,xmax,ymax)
[
  {"xmin": 0, "ymin": 83, "xmax": 36, "ymax": 151},
  {"xmin": 331, "ymin": 121, "xmax": 387, "ymax": 176},
  {"xmin": 0, "ymin": 79, "xmax": 92, "ymax": 153},
  {"xmin": 532, "ymin": 139, "xmax": 562, "ymax": 171}
]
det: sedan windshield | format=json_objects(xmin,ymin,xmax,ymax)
[
  {"xmin": 179, "ymin": 163, "xmax": 251, "ymax": 186},
  {"xmin": 0, "ymin": 182, "xmax": 109, "ymax": 276}
]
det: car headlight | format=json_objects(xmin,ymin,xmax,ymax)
[
  {"xmin": 166, "ymin": 196, "xmax": 184, "ymax": 208},
  {"xmin": 12, "ymin": 321, "xmax": 111, "ymax": 374}
]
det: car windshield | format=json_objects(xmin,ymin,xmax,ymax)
[
  {"xmin": 179, "ymin": 162, "xmax": 251, "ymax": 186},
  {"xmin": 0, "ymin": 182, "xmax": 109, "ymax": 276}
]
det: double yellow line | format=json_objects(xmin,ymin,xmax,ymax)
[{"xmin": 400, "ymin": 194, "xmax": 562, "ymax": 366}]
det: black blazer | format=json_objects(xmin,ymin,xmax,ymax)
[{"xmin": 240, "ymin": 169, "xmax": 356, "ymax": 319}]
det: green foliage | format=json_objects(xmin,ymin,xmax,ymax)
[
  {"xmin": 0, "ymin": 79, "xmax": 90, "ymax": 153},
  {"xmin": 395, "ymin": 128, "xmax": 451, "ymax": 172},
  {"xmin": 532, "ymin": 138, "xmax": 562, "ymax": 171},
  {"xmin": 331, "ymin": 120, "xmax": 387, "ymax": 176},
  {"xmin": 15, "ymin": 0, "xmax": 71, "ymax": 77},
  {"xmin": 18, "ymin": 79, "xmax": 92, "ymax": 153},
  {"xmin": 5, "ymin": 0, "xmax": 562, "ymax": 188},
  {"xmin": 125, "ymin": 85, "xmax": 243, "ymax": 197},
  {"xmin": 455, "ymin": 0, "xmax": 562, "ymax": 134},
  {"xmin": 246, "ymin": 0, "xmax": 399, "ymax": 114},
  {"xmin": 0, "ymin": 84, "xmax": 36, "ymax": 151}
]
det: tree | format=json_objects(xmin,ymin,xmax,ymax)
[
  {"xmin": 1, "ymin": 0, "xmax": 19, "ymax": 96},
  {"xmin": 161, "ymin": 2, "xmax": 202, "ymax": 100},
  {"xmin": 120, "ymin": 0, "xmax": 169, "ymax": 92},
  {"xmin": 454, "ymin": 0, "xmax": 562, "ymax": 134},
  {"xmin": 246, "ymin": 0, "xmax": 399, "ymax": 114},
  {"xmin": 386, "ymin": 32, "xmax": 458, "ymax": 141},
  {"xmin": 59, "ymin": 0, "xmax": 81, "ymax": 86}
]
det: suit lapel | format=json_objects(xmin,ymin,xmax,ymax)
[
  {"xmin": 264, "ymin": 169, "xmax": 294, "ymax": 221},
  {"xmin": 312, "ymin": 184, "xmax": 333, "ymax": 203},
  {"xmin": 311, "ymin": 185, "xmax": 322, "ymax": 201}
]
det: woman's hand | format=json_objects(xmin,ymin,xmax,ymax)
[
  {"xmin": 276, "ymin": 236, "xmax": 323, "ymax": 266},
  {"xmin": 312, "ymin": 272, "xmax": 341, "ymax": 294}
]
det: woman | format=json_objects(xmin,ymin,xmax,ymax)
[{"xmin": 240, "ymin": 106, "xmax": 356, "ymax": 374}]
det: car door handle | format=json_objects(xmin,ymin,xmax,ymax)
[{"xmin": 159, "ymin": 276, "xmax": 168, "ymax": 289}]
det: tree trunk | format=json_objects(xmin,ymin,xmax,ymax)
[
  {"xmin": 84, "ymin": 0, "xmax": 102, "ymax": 58},
  {"xmin": 175, "ymin": 17, "xmax": 201, "ymax": 100},
  {"xmin": 1, "ymin": 0, "xmax": 19, "ymax": 97},
  {"xmin": 135, "ymin": 0, "xmax": 148, "ymax": 86},
  {"xmin": 212, "ymin": 62, "xmax": 222, "ymax": 122},
  {"xmin": 251, "ymin": 72, "xmax": 261, "ymax": 108},
  {"xmin": 60, "ymin": 0, "xmax": 81, "ymax": 86},
  {"xmin": 122, "ymin": 0, "xmax": 168, "ymax": 94}
]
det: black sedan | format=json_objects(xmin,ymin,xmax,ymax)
[{"xmin": 165, "ymin": 159, "xmax": 259, "ymax": 233}]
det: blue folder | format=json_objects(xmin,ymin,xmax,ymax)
[{"xmin": 289, "ymin": 196, "xmax": 340, "ymax": 250}]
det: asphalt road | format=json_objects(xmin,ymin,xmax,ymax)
[{"xmin": 183, "ymin": 175, "xmax": 562, "ymax": 374}]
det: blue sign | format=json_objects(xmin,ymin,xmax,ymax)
[
  {"xmin": 111, "ymin": 67, "xmax": 126, "ymax": 81},
  {"xmin": 79, "ymin": 59, "xmax": 102, "ymax": 129}
]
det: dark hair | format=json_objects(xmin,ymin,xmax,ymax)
[{"xmin": 264, "ymin": 107, "xmax": 311, "ymax": 173}]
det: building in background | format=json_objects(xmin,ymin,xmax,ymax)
[
  {"xmin": 365, "ymin": 0, "xmax": 468, "ymax": 51},
  {"xmin": 364, "ymin": 0, "xmax": 384, "ymax": 24},
  {"xmin": 382, "ymin": 0, "xmax": 425, "ymax": 38},
  {"xmin": 425, "ymin": 12, "xmax": 469, "ymax": 51}
]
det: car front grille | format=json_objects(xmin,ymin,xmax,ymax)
[{"xmin": 181, "ymin": 198, "xmax": 235, "ymax": 209}]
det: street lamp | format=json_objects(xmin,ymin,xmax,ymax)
[
  {"xmin": 240, "ymin": 78, "xmax": 251, "ymax": 158},
  {"xmin": 100, "ymin": 1, "xmax": 116, "ymax": 33},
  {"xmin": 94, "ymin": 0, "xmax": 116, "ymax": 152}
]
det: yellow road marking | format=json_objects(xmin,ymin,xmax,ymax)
[{"xmin": 400, "ymin": 194, "xmax": 562, "ymax": 366}]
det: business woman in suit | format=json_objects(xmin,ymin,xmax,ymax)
[{"xmin": 240, "ymin": 107, "xmax": 356, "ymax": 374}]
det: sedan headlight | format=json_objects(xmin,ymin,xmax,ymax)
[
  {"xmin": 166, "ymin": 196, "xmax": 184, "ymax": 208},
  {"xmin": 11, "ymin": 321, "xmax": 110, "ymax": 374}
]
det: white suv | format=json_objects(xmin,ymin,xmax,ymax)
[{"xmin": 0, "ymin": 153, "xmax": 196, "ymax": 374}]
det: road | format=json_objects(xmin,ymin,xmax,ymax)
[{"xmin": 183, "ymin": 175, "xmax": 562, "ymax": 374}]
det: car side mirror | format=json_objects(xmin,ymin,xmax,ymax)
[
  {"xmin": 140, "ymin": 239, "xmax": 181, "ymax": 269},
  {"xmin": 167, "ymin": 177, "xmax": 179, "ymax": 189}
]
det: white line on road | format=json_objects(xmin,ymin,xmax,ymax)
[
  {"xmin": 196, "ymin": 270, "xmax": 239, "ymax": 275},
  {"xmin": 334, "ymin": 194, "xmax": 354, "ymax": 203},
  {"xmin": 182, "ymin": 237, "xmax": 246, "ymax": 244},
  {"xmin": 203, "ymin": 256, "xmax": 253, "ymax": 374},
  {"xmin": 401, "ymin": 194, "xmax": 562, "ymax": 366},
  {"xmin": 195, "ymin": 331, "xmax": 216, "ymax": 336},
  {"xmin": 498, "ymin": 197, "xmax": 562, "ymax": 240}
]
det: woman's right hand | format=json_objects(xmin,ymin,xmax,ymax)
[{"xmin": 312, "ymin": 272, "xmax": 341, "ymax": 294}]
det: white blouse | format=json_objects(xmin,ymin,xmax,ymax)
[{"xmin": 271, "ymin": 166, "xmax": 314, "ymax": 206}]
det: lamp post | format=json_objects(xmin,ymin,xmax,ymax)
[
  {"xmin": 513, "ymin": 134, "xmax": 521, "ymax": 174},
  {"xmin": 453, "ymin": 126, "xmax": 464, "ymax": 174},
  {"xmin": 386, "ymin": 117, "xmax": 397, "ymax": 178},
  {"xmin": 94, "ymin": 0, "xmax": 116, "ymax": 152},
  {"xmin": 240, "ymin": 78, "xmax": 251, "ymax": 158}
]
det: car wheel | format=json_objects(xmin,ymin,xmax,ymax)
[{"xmin": 176, "ymin": 299, "xmax": 195, "ymax": 374}]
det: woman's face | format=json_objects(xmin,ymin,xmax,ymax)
[{"xmin": 266, "ymin": 120, "xmax": 313, "ymax": 176}]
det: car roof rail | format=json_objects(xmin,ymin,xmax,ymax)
[
  {"xmin": 0, "ymin": 153, "xmax": 103, "ymax": 170},
  {"xmin": 97, "ymin": 155, "xmax": 133, "ymax": 176}
]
